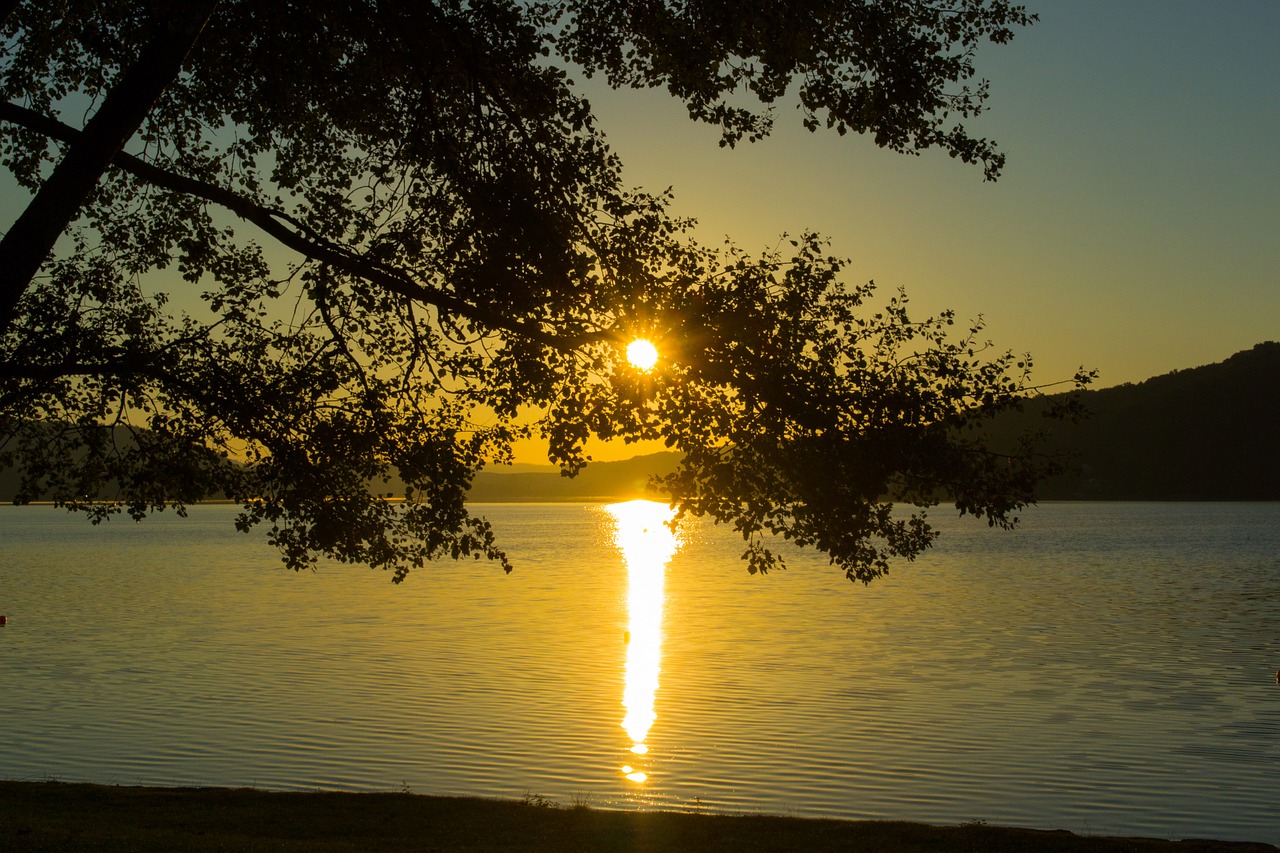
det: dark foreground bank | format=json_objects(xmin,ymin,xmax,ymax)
[{"xmin": 1, "ymin": 781, "xmax": 1275, "ymax": 853}]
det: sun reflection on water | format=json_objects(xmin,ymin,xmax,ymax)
[{"xmin": 605, "ymin": 499, "xmax": 684, "ymax": 785}]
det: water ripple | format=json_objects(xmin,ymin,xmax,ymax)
[{"xmin": 2, "ymin": 502, "xmax": 1279, "ymax": 843}]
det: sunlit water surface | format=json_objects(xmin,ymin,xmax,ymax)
[{"xmin": 2, "ymin": 502, "xmax": 1279, "ymax": 843}]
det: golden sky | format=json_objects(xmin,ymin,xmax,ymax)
[
  {"xmin": 586, "ymin": 0, "xmax": 1278, "ymax": 387},
  {"xmin": 516, "ymin": 1, "xmax": 1280, "ymax": 464}
]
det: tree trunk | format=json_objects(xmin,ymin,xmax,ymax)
[{"xmin": 0, "ymin": 1, "xmax": 220, "ymax": 337}]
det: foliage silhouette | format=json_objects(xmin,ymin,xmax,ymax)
[{"xmin": 0, "ymin": 1, "xmax": 1088, "ymax": 583}]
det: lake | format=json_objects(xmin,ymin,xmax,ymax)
[{"xmin": 2, "ymin": 501, "xmax": 1279, "ymax": 843}]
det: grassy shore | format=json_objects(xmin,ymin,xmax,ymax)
[{"xmin": 1, "ymin": 781, "xmax": 1275, "ymax": 852}]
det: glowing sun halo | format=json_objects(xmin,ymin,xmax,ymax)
[{"xmin": 626, "ymin": 338, "xmax": 659, "ymax": 371}]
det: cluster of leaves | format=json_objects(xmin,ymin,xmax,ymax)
[
  {"xmin": 552, "ymin": 0, "xmax": 1035, "ymax": 177},
  {"xmin": 534, "ymin": 230, "xmax": 1091, "ymax": 582},
  {"xmin": 0, "ymin": 0, "xmax": 1080, "ymax": 585}
]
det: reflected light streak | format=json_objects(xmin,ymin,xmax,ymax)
[{"xmin": 606, "ymin": 499, "xmax": 683, "ymax": 784}]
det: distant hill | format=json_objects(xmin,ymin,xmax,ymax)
[
  {"xmin": 468, "ymin": 451, "xmax": 681, "ymax": 503},
  {"xmin": 473, "ymin": 343, "xmax": 1280, "ymax": 503},
  {"xmin": 1001, "ymin": 341, "xmax": 1280, "ymax": 500},
  {"xmin": 7, "ymin": 344, "xmax": 1277, "ymax": 504}
]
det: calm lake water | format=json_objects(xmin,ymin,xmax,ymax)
[{"xmin": 2, "ymin": 501, "xmax": 1279, "ymax": 843}]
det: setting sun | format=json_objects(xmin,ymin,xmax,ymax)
[{"xmin": 625, "ymin": 338, "xmax": 659, "ymax": 371}]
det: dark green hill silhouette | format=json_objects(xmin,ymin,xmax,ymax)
[
  {"xmin": 7, "ymin": 344, "xmax": 1277, "ymax": 503},
  {"xmin": 470, "ymin": 343, "xmax": 1280, "ymax": 503},
  {"xmin": 1009, "ymin": 342, "xmax": 1280, "ymax": 500}
]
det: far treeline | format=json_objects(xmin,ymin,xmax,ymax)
[
  {"xmin": 1022, "ymin": 341, "xmax": 1280, "ymax": 501},
  {"xmin": 469, "ymin": 342, "xmax": 1280, "ymax": 503},
  {"xmin": 5, "ymin": 343, "xmax": 1276, "ymax": 506}
]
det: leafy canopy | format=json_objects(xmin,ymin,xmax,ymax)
[{"xmin": 0, "ymin": 0, "xmax": 1088, "ymax": 583}]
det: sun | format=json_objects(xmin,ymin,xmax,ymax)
[{"xmin": 625, "ymin": 338, "xmax": 659, "ymax": 371}]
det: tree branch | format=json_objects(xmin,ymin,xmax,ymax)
[
  {"xmin": 0, "ymin": 2, "xmax": 220, "ymax": 336},
  {"xmin": 0, "ymin": 102, "xmax": 613, "ymax": 354}
]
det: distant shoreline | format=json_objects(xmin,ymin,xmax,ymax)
[
  {"xmin": 1, "ymin": 780, "xmax": 1273, "ymax": 852},
  {"xmin": 9, "ymin": 496, "xmax": 1280, "ymax": 509}
]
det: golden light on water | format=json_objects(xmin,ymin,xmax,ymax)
[
  {"xmin": 625, "ymin": 338, "xmax": 659, "ymax": 371},
  {"xmin": 606, "ymin": 499, "xmax": 683, "ymax": 784}
]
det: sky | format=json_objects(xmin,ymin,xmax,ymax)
[
  {"xmin": 578, "ymin": 0, "xmax": 1279, "ymax": 392},
  {"xmin": 4, "ymin": 2, "xmax": 1277, "ymax": 467},
  {"xmin": 509, "ymin": 0, "xmax": 1280, "ymax": 463}
]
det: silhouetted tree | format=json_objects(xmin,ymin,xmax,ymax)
[{"xmin": 0, "ymin": 0, "xmax": 1087, "ymax": 583}]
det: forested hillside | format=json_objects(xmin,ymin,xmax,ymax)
[
  {"xmin": 470, "ymin": 343, "xmax": 1280, "ymax": 503},
  {"xmin": 6, "ymin": 344, "xmax": 1277, "ymax": 504},
  {"xmin": 1016, "ymin": 342, "xmax": 1280, "ymax": 500}
]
